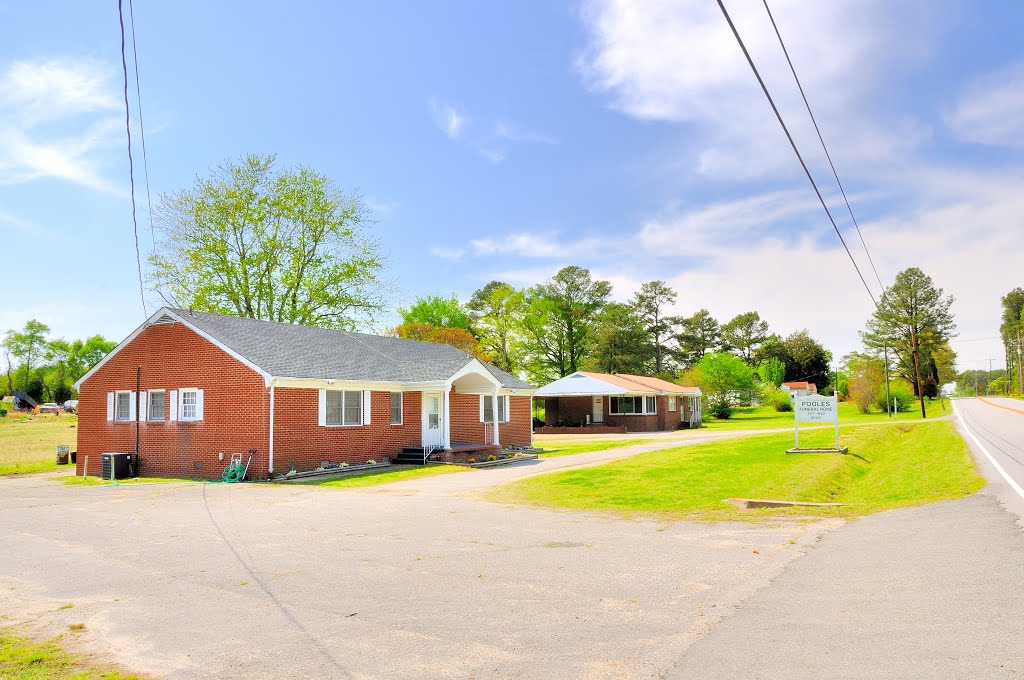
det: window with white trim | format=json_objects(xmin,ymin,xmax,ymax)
[
  {"xmin": 480, "ymin": 395, "xmax": 510, "ymax": 423},
  {"xmin": 326, "ymin": 390, "xmax": 362, "ymax": 426},
  {"xmin": 610, "ymin": 395, "xmax": 657, "ymax": 415},
  {"xmin": 668, "ymin": 396, "xmax": 677, "ymax": 412},
  {"xmin": 148, "ymin": 390, "xmax": 165, "ymax": 421},
  {"xmin": 180, "ymin": 390, "xmax": 199, "ymax": 421},
  {"xmin": 115, "ymin": 392, "xmax": 131, "ymax": 421},
  {"xmin": 390, "ymin": 392, "xmax": 403, "ymax": 425}
]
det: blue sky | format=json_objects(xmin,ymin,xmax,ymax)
[{"xmin": 2, "ymin": 0, "xmax": 1023, "ymax": 371}]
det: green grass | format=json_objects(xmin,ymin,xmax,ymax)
[
  {"xmin": 488, "ymin": 421, "xmax": 983, "ymax": 521},
  {"xmin": 0, "ymin": 414, "xmax": 78, "ymax": 475},
  {"xmin": 533, "ymin": 438, "xmax": 648, "ymax": 458},
  {"xmin": 701, "ymin": 399, "xmax": 952, "ymax": 432},
  {"xmin": 0, "ymin": 624, "xmax": 145, "ymax": 679},
  {"xmin": 295, "ymin": 464, "xmax": 466, "ymax": 489}
]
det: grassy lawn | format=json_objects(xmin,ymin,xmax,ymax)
[
  {"xmin": 295, "ymin": 463, "xmax": 466, "ymax": 489},
  {"xmin": 488, "ymin": 421, "xmax": 983, "ymax": 521},
  {"xmin": 701, "ymin": 399, "xmax": 951, "ymax": 432},
  {"xmin": 0, "ymin": 414, "xmax": 78, "ymax": 476},
  {"xmin": 0, "ymin": 624, "xmax": 144, "ymax": 679},
  {"xmin": 533, "ymin": 438, "xmax": 649, "ymax": 458}
]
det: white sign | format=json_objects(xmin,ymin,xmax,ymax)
[{"xmin": 795, "ymin": 396, "xmax": 838, "ymax": 423}]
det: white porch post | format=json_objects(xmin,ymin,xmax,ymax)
[
  {"xmin": 491, "ymin": 387, "xmax": 500, "ymax": 446},
  {"xmin": 442, "ymin": 387, "xmax": 451, "ymax": 449},
  {"xmin": 268, "ymin": 382, "xmax": 276, "ymax": 474}
]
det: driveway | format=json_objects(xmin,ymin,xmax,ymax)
[{"xmin": 0, "ymin": 434, "xmax": 833, "ymax": 680}]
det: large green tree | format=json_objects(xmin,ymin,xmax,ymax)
[
  {"xmin": 782, "ymin": 330, "xmax": 833, "ymax": 394},
  {"xmin": 150, "ymin": 153, "xmax": 387, "ymax": 330},
  {"xmin": 521, "ymin": 266, "xmax": 611, "ymax": 381},
  {"xmin": 631, "ymin": 280, "xmax": 678, "ymax": 374},
  {"xmin": 586, "ymin": 303, "xmax": 652, "ymax": 375},
  {"xmin": 721, "ymin": 311, "xmax": 769, "ymax": 363},
  {"xmin": 674, "ymin": 309, "xmax": 721, "ymax": 367},
  {"xmin": 399, "ymin": 294, "xmax": 472, "ymax": 332},
  {"xmin": 1000, "ymin": 288, "xmax": 1024, "ymax": 394},
  {"xmin": 3, "ymin": 320, "xmax": 50, "ymax": 392},
  {"xmin": 693, "ymin": 351, "xmax": 755, "ymax": 416},
  {"xmin": 467, "ymin": 281, "xmax": 525, "ymax": 374},
  {"xmin": 863, "ymin": 267, "xmax": 956, "ymax": 417}
]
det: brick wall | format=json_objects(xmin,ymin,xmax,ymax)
[
  {"xmin": 76, "ymin": 322, "xmax": 269, "ymax": 480},
  {"xmin": 449, "ymin": 391, "xmax": 532, "ymax": 448},
  {"xmin": 271, "ymin": 389, "xmax": 422, "ymax": 473}
]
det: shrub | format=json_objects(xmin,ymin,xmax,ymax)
[
  {"xmin": 876, "ymin": 381, "xmax": 915, "ymax": 412},
  {"xmin": 761, "ymin": 385, "xmax": 792, "ymax": 412},
  {"xmin": 709, "ymin": 400, "xmax": 733, "ymax": 419},
  {"xmin": 0, "ymin": 407, "xmax": 7, "ymax": 418}
]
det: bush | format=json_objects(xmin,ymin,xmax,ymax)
[
  {"xmin": 0, "ymin": 407, "xmax": 7, "ymax": 418},
  {"xmin": 761, "ymin": 385, "xmax": 793, "ymax": 412},
  {"xmin": 709, "ymin": 400, "xmax": 733, "ymax": 419},
  {"xmin": 876, "ymin": 381, "xmax": 915, "ymax": 412}
]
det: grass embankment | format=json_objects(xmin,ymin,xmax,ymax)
[
  {"xmin": 489, "ymin": 421, "xmax": 983, "ymax": 521},
  {"xmin": 0, "ymin": 414, "xmax": 78, "ymax": 475},
  {"xmin": 296, "ymin": 463, "xmax": 466, "ymax": 489},
  {"xmin": 702, "ymin": 398, "xmax": 950, "ymax": 432},
  {"xmin": 533, "ymin": 438, "xmax": 648, "ymax": 458},
  {"xmin": 0, "ymin": 624, "xmax": 144, "ymax": 679}
]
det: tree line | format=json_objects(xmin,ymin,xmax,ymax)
[{"xmin": 1, "ymin": 321, "xmax": 116, "ymax": 404}]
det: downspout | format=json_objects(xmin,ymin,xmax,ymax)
[
  {"xmin": 268, "ymin": 381, "xmax": 276, "ymax": 476},
  {"xmin": 529, "ymin": 395, "xmax": 534, "ymax": 449}
]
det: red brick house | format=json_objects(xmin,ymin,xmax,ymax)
[
  {"xmin": 73, "ymin": 308, "xmax": 534, "ymax": 479},
  {"xmin": 534, "ymin": 372, "xmax": 702, "ymax": 433}
]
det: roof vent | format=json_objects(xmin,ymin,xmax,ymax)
[{"xmin": 152, "ymin": 313, "xmax": 176, "ymax": 325}]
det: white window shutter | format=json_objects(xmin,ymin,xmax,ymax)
[
  {"xmin": 106, "ymin": 392, "xmax": 114, "ymax": 421},
  {"xmin": 363, "ymin": 390, "xmax": 371, "ymax": 424},
  {"xmin": 479, "ymin": 395, "xmax": 484, "ymax": 423},
  {"xmin": 504, "ymin": 395, "xmax": 511, "ymax": 422},
  {"xmin": 196, "ymin": 389, "xmax": 204, "ymax": 420},
  {"xmin": 318, "ymin": 389, "xmax": 326, "ymax": 427},
  {"xmin": 139, "ymin": 392, "xmax": 148, "ymax": 421},
  {"xmin": 169, "ymin": 390, "xmax": 178, "ymax": 421},
  {"xmin": 128, "ymin": 393, "xmax": 136, "ymax": 421}
]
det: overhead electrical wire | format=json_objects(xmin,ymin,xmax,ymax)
[
  {"xmin": 715, "ymin": 0, "xmax": 878, "ymax": 309},
  {"xmin": 118, "ymin": 0, "xmax": 147, "ymax": 317},
  {"xmin": 760, "ymin": 0, "xmax": 885, "ymax": 293},
  {"xmin": 127, "ymin": 0, "xmax": 156, "ymax": 249}
]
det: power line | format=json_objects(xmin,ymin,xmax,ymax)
[
  {"xmin": 127, "ymin": 0, "xmax": 156, "ymax": 249},
  {"xmin": 118, "ymin": 0, "xmax": 147, "ymax": 317},
  {"xmin": 760, "ymin": 0, "xmax": 885, "ymax": 294},
  {"xmin": 715, "ymin": 0, "xmax": 878, "ymax": 308}
]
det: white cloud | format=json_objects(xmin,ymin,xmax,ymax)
[
  {"xmin": 495, "ymin": 121, "xmax": 557, "ymax": 145},
  {"xmin": 0, "ymin": 58, "xmax": 122, "ymax": 192},
  {"xmin": 478, "ymin": 148, "xmax": 505, "ymax": 165},
  {"xmin": 428, "ymin": 97, "xmax": 467, "ymax": 140},
  {"xmin": 576, "ymin": 0, "xmax": 931, "ymax": 178},
  {"xmin": 946, "ymin": 61, "xmax": 1024, "ymax": 149},
  {"xmin": 470, "ymin": 231, "xmax": 609, "ymax": 259},
  {"xmin": 430, "ymin": 246, "xmax": 466, "ymax": 260}
]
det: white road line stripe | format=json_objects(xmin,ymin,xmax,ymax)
[{"xmin": 953, "ymin": 400, "xmax": 1024, "ymax": 502}]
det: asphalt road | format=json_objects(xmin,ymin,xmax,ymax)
[
  {"xmin": 0, "ymin": 436, "xmax": 833, "ymax": 680},
  {"xmin": 668, "ymin": 397, "xmax": 1024, "ymax": 678},
  {"xmin": 953, "ymin": 396, "xmax": 1024, "ymax": 523}
]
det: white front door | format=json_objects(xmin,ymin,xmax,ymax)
[
  {"xmin": 592, "ymin": 395, "xmax": 604, "ymax": 423},
  {"xmin": 422, "ymin": 392, "xmax": 443, "ymax": 447}
]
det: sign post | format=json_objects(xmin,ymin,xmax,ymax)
[{"xmin": 788, "ymin": 395, "xmax": 846, "ymax": 454}]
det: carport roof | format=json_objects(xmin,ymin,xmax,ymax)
[{"xmin": 534, "ymin": 371, "xmax": 700, "ymax": 398}]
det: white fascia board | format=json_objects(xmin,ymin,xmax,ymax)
[
  {"xmin": 534, "ymin": 373, "xmax": 628, "ymax": 398},
  {"xmin": 75, "ymin": 307, "xmax": 275, "ymax": 390},
  {"xmin": 449, "ymin": 358, "xmax": 503, "ymax": 388},
  {"xmin": 271, "ymin": 376, "xmax": 449, "ymax": 392}
]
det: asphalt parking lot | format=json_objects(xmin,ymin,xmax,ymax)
[{"xmin": 0, "ymin": 453, "xmax": 830, "ymax": 679}]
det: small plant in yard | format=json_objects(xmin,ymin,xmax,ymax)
[
  {"xmin": 366, "ymin": 459, "xmax": 376, "ymax": 465},
  {"xmin": 709, "ymin": 400, "xmax": 733, "ymax": 419},
  {"xmin": 876, "ymin": 380, "xmax": 915, "ymax": 412},
  {"xmin": 338, "ymin": 462, "xmax": 349, "ymax": 468},
  {"xmin": 467, "ymin": 457, "xmax": 477, "ymax": 464},
  {"xmin": 487, "ymin": 454, "xmax": 497, "ymax": 461}
]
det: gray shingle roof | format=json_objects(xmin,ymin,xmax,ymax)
[{"xmin": 171, "ymin": 308, "xmax": 533, "ymax": 389}]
